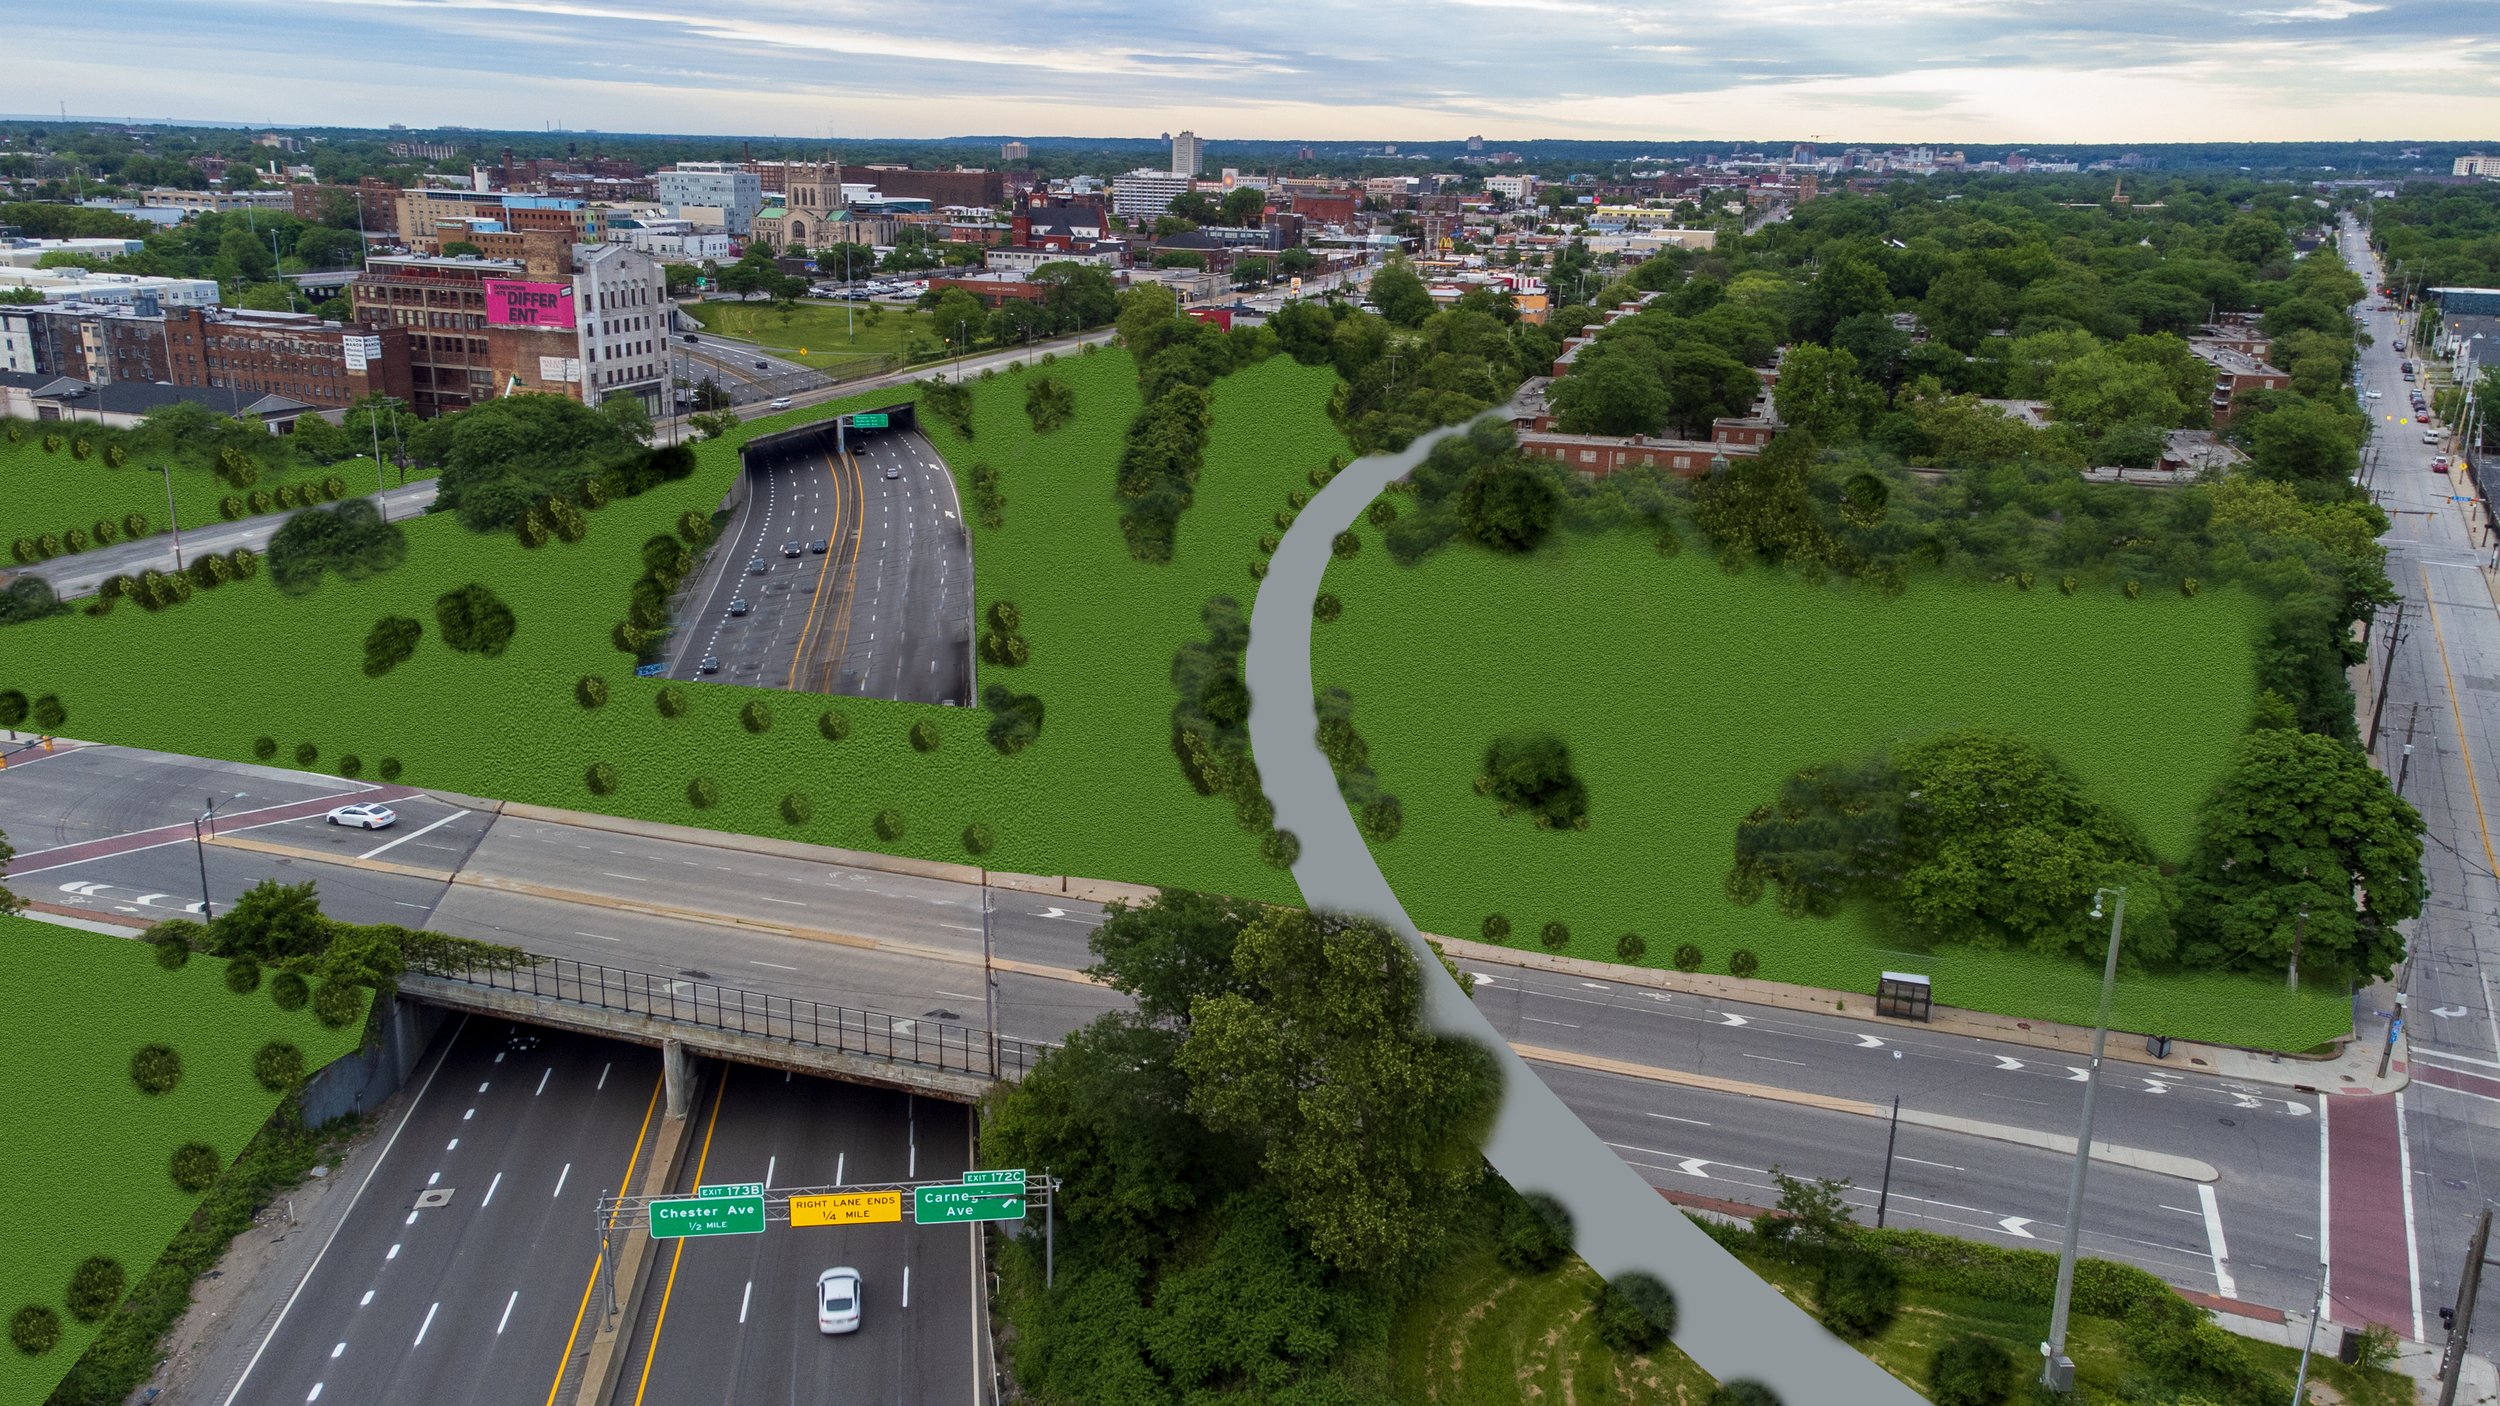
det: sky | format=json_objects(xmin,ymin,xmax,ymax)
[{"xmin": 21, "ymin": 0, "xmax": 2500, "ymax": 145}]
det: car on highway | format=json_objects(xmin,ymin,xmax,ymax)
[
  {"xmin": 754, "ymin": 359, "xmax": 770, "ymax": 370},
  {"xmin": 682, "ymin": 333, "xmax": 700, "ymax": 344},
  {"xmin": 2433, "ymin": 458, "xmax": 2451, "ymax": 474},
  {"xmin": 324, "ymin": 802, "xmax": 397, "ymax": 830},
  {"xmin": 809, "ymin": 539, "xmax": 829, "ymax": 554},
  {"xmin": 748, "ymin": 558, "xmax": 767, "ymax": 575},
  {"xmin": 782, "ymin": 541, "xmax": 803, "ymax": 557},
  {"xmin": 817, "ymin": 1267, "xmax": 862, "ymax": 1334},
  {"xmin": 2366, "ymin": 390, "xmax": 2383, "ymax": 398},
  {"xmin": 769, "ymin": 397, "xmax": 793, "ymax": 410},
  {"xmin": 885, "ymin": 461, "xmax": 900, "ymax": 479},
  {"xmin": 729, "ymin": 597, "xmax": 751, "ymax": 616},
  {"xmin": 698, "ymin": 654, "xmax": 721, "ymax": 673}
]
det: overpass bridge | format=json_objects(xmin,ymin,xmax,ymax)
[{"xmin": 402, "ymin": 952, "xmax": 1038, "ymax": 1112}]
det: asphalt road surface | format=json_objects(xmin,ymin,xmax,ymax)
[
  {"xmin": 612, "ymin": 1068, "xmax": 982, "ymax": 1406},
  {"xmin": 27, "ymin": 480, "xmax": 439, "ymax": 600},
  {"xmin": 216, "ymin": 1020, "xmax": 666, "ymax": 1406},
  {"xmin": 667, "ymin": 427, "xmax": 971, "ymax": 706},
  {"xmin": 2339, "ymin": 215, "xmax": 2500, "ymax": 1349},
  {"xmin": 4, "ymin": 742, "xmax": 2348, "ymax": 1317}
]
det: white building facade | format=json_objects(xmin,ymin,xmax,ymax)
[{"xmin": 655, "ymin": 163, "xmax": 764, "ymax": 234}]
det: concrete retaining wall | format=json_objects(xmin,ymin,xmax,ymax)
[{"xmin": 297, "ymin": 994, "xmax": 450, "ymax": 1127}]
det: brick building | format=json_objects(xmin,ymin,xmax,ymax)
[
  {"xmin": 163, "ymin": 307, "xmax": 413, "ymax": 409},
  {"xmin": 2190, "ymin": 342, "xmax": 2290, "ymax": 427},
  {"xmin": 0, "ymin": 301, "xmax": 174, "ymax": 383},
  {"xmin": 349, "ymin": 245, "xmax": 666, "ymax": 417}
]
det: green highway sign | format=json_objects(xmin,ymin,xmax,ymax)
[
  {"xmin": 914, "ymin": 1186, "xmax": 1026, "ymax": 1225},
  {"xmin": 963, "ymin": 1169, "xmax": 1026, "ymax": 1190},
  {"xmin": 851, "ymin": 412, "xmax": 889, "ymax": 429},
  {"xmin": 698, "ymin": 1182, "xmax": 763, "ymax": 1199},
  {"xmin": 650, "ymin": 1194, "xmax": 765, "ymax": 1239}
]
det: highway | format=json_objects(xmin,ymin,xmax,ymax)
[
  {"xmin": 2341, "ymin": 214, "xmax": 2500, "ymax": 1349},
  {"xmin": 612, "ymin": 1068, "xmax": 981, "ymax": 1405},
  {"xmin": 664, "ymin": 425, "xmax": 972, "ymax": 706},
  {"xmin": 3, "ymin": 741, "xmax": 2346, "ymax": 1319},
  {"xmin": 27, "ymin": 479, "xmax": 441, "ymax": 601},
  {"xmin": 214, "ymin": 1020, "xmax": 666, "ymax": 1406}
]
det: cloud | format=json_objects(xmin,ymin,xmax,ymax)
[{"xmin": 2238, "ymin": 0, "xmax": 2386, "ymax": 19}]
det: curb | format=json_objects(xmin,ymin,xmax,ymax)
[{"xmin": 574, "ymin": 1079, "xmax": 705, "ymax": 1406}]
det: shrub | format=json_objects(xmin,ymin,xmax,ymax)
[
  {"xmin": 1331, "ymin": 529, "xmax": 1361, "ymax": 558},
  {"xmin": 91, "ymin": 519, "xmax": 118, "ymax": 545},
  {"xmin": 378, "ymin": 757, "xmax": 402, "ymax": 782},
  {"xmin": 435, "ymin": 583, "xmax": 517, "ymax": 656},
  {"xmin": 252, "ymin": 736, "xmax": 278, "ymax": 760},
  {"xmin": 909, "ymin": 719, "xmax": 941, "ymax": 752},
  {"xmin": 247, "ymin": 489, "xmax": 273, "ymax": 515},
  {"xmin": 225, "ymin": 954, "xmax": 263, "ymax": 994},
  {"xmin": 31, "ymin": 693, "xmax": 62, "ymax": 729},
  {"xmin": 130, "ymin": 1044, "xmax": 183, "ymax": 1095},
  {"xmin": 962, "ymin": 822, "xmax": 996, "ymax": 856},
  {"xmin": 321, "ymin": 473, "xmax": 348, "ymax": 500},
  {"xmin": 1673, "ymin": 942, "xmax": 1704, "ymax": 972},
  {"xmin": 585, "ymin": 761, "xmax": 619, "ymax": 795},
  {"xmin": 575, "ymin": 675, "xmax": 609, "ymax": 709},
  {"xmin": 336, "ymin": 754, "xmax": 363, "ymax": 779},
  {"xmin": 1313, "ymin": 593, "xmax": 1343, "ymax": 622},
  {"xmin": 779, "ymin": 792, "xmax": 813, "ymax": 825},
  {"xmin": 10, "ymin": 1305, "xmax": 60, "ymax": 1357},
  {"xmin": 361, "ymin": 615, "xmax": 423, "ymax": 677},
  {"xmin": 1481, "ymin": 913, "xmax": 1512, "ymax": 944},
  {"xmin": 740, "ymin": 700, "xmax": 773, "ymax": 734},
  {"xmin": 818, "ymin": 709, "xmax": 851, "ymax": 741},
  {"xmin": 70, "ymin": 437, "xmax": 92, "ymax": 461},
  {"xmin": 1707, "ymin": 1385, "xmax": 1782, "ymax": 1406},
  {"xmin": 1729, "ymin": 948, "xmax": 1760, "ymax": 979},
  {"xmin": 8, "ymin": 538, "xmax": 31, "ymax": 563},
  {"xmin": 1496, "ymin": 1190, "xmax": 1573, "ymax": 1274},
  {"xmin": 1259, "ymin": 827, "xmax": 1301, "ymax": 868},
  {"xmin": 228, "ymin": 546, "xmax": 260, "ymax": 580},
  {"xmin": 1479, "ymin": 733, "xmax": 1589, "ymax": 830},
  {"xmin": 987, "ymin": 600, "xmax": 1022, "ymax": 634},
  {"xmin": 64, "ymin": 1257, "xmax": 126, "ymax": 1324},
  {"xmin": 1815, "ymin": 1249, "xmax": 1901, "ymax": 1338},
  {"xmin": 1248, "ymin": 558, "xmax": 1269, "ymax": 581},
  {"xmin": 253, "ymin": 1042, "xmax": 306, "ymax": 1092},
  {"xmin": 1258, "ymin": 532, "xmax": 1281, "ymax": 555},
  {"xmin": 655, "ymin": 684, "xmax": 690, "ymax": 719},
  {"xmin": 1357, "ymin": 794, "xmax": 1403, "ymax": 842},
  {"xmin": 106, "ymin": 443, "xmax": 128, "ymax": 469},
  {"xmin": 270, "ymin": 971, "xmax": 309, "ymax": 1011},
  {"xmin": 2124, "ymin": 578, "xmax": 2143, "ymax": 600},
  {"xmin": 292, "ymin": 742, "xmax": 317, "ymax": 767},
  {"xmin": 1539, "ymin": 921, "xmax": 1571, "ymax": 952},
  {"xmin": 169, "ymin": 1142, "xmax": 221, "ymax": 1194},
  {"xmin": 1367, "ymin": 498, "xmax": 1398, "ymax": 528},
  {"xmin": 1615, "ymin": 931, "xmax": 1647, "ymax": 962},
  {"xmin": 1928, "ymin": 1332, "xmax": 2017, "ymax": 1406},
  {"xmin": 152, "ymin": 930, "xmax": 192, "ymax": 971},
  {"xmin": 36, "ymin": 532, "xmax": 60, "ymax": 558},
  {"xmin": 312, "ymin": 981, "xmax": 360, "ymax": 1029},
  {"xmin": 874, "ymin": 809, "xmax": 908, "ymax": 841},
  {"xmin": 686, "ymin": 775, "xmax": 721, "ymax": 809},
  {"xmin": 1590, "ymin": 1271, "xmax": 1677, "ymax": 1353},
  {"xmin": 984, "ymin": 684, "xmax": 1047, "ymax": 755}
]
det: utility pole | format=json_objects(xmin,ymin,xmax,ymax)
[
  {"xmin": 2437, "ymin": 1207, "xmax": 2491, "ymax": 1406},
  {"xmin": 2043, "ymin": 886, "xmax": 2126, "ymax": 1392},
  {"xmin": 2288, "ymin": 905, "xmax": 2307, "ymax": 991},
  {"xmin": 981, "ymin": 880, "xmax": 1000, "ymax": 1079},
  {"xmin": 154, "ymin": 464, "xmax": 184, "ymax": 571},
  {"xmin": 192, "ymin": 796, "xmax": 218, "ymax": 923},
  {"xmin": 2292, "ymin": 1258, "xmax": 2331, "ymax": 1406},
  {"xmin": 2379, "ymin": 957, "xmax": 2412, "ymax": 1082},
  {"xmin": 2398, "ymin": 703, "xmax": 2421, "ymax": 797},
  {"xmin": 2370, "ymin": 597, "xmax": 2409, "ymax": 747},
  {"xmin": 1874, "ymin": 1095, "xmax": 1901, "ymax": 1229}
]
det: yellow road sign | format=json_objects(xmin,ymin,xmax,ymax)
[{"xmin": 791, "ymin": 1191, "xmax": 902, "ymax": 1227}]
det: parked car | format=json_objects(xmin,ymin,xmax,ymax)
[
  {"xmin": 325, "ymin": 803, "xmax": 397, "ymax": 830},
  {"xmin": 2425, "ymin": 429, "xmax": 2440, "ymax": 444},
  {"xmin": 2433, "ymin": 458, "xmax": 2451, "ymax": 474},
  {"xmin": 2366, "ymin": 389, "xmax": 2383, "ymax": 399},
  {"xmin": 729, "ymin": 597, "xmax": 751, "ymax": 616},
  {"xmin": 817, "ymin": 1267, "xmax": 862, "ymax": 1334}
]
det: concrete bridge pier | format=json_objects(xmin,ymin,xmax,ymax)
[{"xmin": 663, "ymin": 1038, "xmax": 694, "ymax": 1119}]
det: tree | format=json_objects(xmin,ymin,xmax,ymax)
[
  {"xmin": 1457, "ymin": 457, "xmax": 1559, "ymax": 553},
  {"xmin": 1369, "ymin": 256, "xmax": 1434, "ymax": 328},
  {"xmin": 1230, "ymin": 254, "xmax": 1273, "ymax": 290},
  {"xmin": 596, "ymin": 392, "xmax": 652, "ymax": 444},
  {"xmin": 1929, "ymin": 1333, "xmax": 2018, "ymax": 1406},
  {"xmin": 2245, "ymin": 398, "xmax": 2364, "ymax": 484},
  {"xmin": 440, "ymin": 240, "xmax": 484, "ymax": 259},
  {"xmin": 1921, "ymin": 265, "xmax": 2010, "ymax": 351},
  {"xmin": 1219, "ymin": 186, "xmax": 1267, "ymax": 227},
  {"xmin": 1177, "ymin": 910, "xmax": 1498, "ymax": 1272},
  {"xmin": 265, "ymin": 498, "xmax": 406, "ymax": 595},
  {"xmin": 1550, "ymin": 352, "xmax": 1668, "ymax": 436},
  {"xmin": 435, "ymin": 582, "xmax": 517, "ymax": 656},
  {"xmin": 1479, "ymin": 733, "xmax": 1588, "ymax": 829},
  {"xmin": 1025, "ymin": 375, "xmax": 1075, "ymax": 431},
  {"xmin": 1658, "ymin": 342, "xmax": 1760, "ymax": 438},
  {"xmin": 0, "ymin": 823, "xmax": 18, "ymax": 915},
  {"xmin": 207, "ymin": 880, "xmax": 333, "ymax": 964},
  {"xmin": 1771, "ymin": 344, "xmax": 1882, "ymax": 444},
  {"xmin": 424, "ymin": 393, "xmax": 638, "ymax": 530},
  {"xmin": 2177, "ymin": 729, "xmax": 2423, "ymax": 983},
  {"xmin": 1085, "ymin": 888, "xmax": 1262, "ymax": 1027}
]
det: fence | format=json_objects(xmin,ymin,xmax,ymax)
[{"xmin": 411, "ymin": 952, "xmax": 1034, "ymax": 1080}]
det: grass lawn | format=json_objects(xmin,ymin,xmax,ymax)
[
  {"xmin": 0, "ymin": 348, "xmax": 1329, "ymax": 904},
  {"xmin": 1390, "ymin": 1245, "xmax": 1716, "ymax": 1405},
  {"xmin": 1311, "ymin": 525, "xmax": 2350, "ymax": 1051},
  {"xmin": 0, "ymin": 433, "xmax": 408, "ymax": 564},
  {"xmin": 682, "ymin": 299, "xmax": 949, "ymax": 373},
  {"xmin": 0, "ymin": 916, "xmax": 364, "ymax": 1404}
]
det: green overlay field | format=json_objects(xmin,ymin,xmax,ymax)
[{"xmin": 0, "ymin": 918, "xmax": 362, "ymax": 1401}]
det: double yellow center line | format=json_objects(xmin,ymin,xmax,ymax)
[{"xmin": 783, "ymin": 446, "xmax": 859, "ymax": 691}]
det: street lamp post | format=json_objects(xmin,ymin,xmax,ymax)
[
  {"xmin": 153, "ymin": 464, "xmax": 184, "ymax": 571},
  {"xmin": 2043, "ymin": 885, "xmax": 2127, "ymax": 1392},
  {"xmin": 981, "ymin": 883, "xmax": 1000, "ymax": 1078},
  {"xmin": 192, "ymin": 796, "xmax": 218, "ymax": 923}
]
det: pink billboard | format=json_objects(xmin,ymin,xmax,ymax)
[{"xmin": 483, "ymin": 279, "xmax": 576, "ymax": 329}]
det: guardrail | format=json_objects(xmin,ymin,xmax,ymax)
[{"xmin": 410, "ymin": 953, "xmax": 1034, "ymax": 1081}]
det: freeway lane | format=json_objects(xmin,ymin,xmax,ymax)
[
  {"xmin": 221, "ymin": 1021, "xmax": 664, "ymax": 1406},
  {"xmin": 616, "ymin": 1068, "xmax": 979, "ymax": 1406},
  {"xmin": 3, "ymin": 742, "xmax": 2334, "ymax": 1312},
  {"xmin": 666, "ymin": 441, "xmax": 852, "ymax": 686},
  {"xmin": 830, "ymin": 428, "xmax": 973, "ymax": 706}
]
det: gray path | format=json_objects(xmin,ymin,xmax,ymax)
[
  {"xmin": 27, "ymin": 480, "xmax": 439, "ymax": 599},
  {"xmin": 1243, "ymin": 419, "xmax": 1923, "ymax": 1404}
]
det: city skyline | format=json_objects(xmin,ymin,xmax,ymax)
[{"xmin": 17, "ymin": 0, "xmax": 2498, "ymax": 145}]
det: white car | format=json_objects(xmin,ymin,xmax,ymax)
[
  {"xmin": 769, "ymin": 397, "xmax": 793, "ymax": 410},
  {"xmin": 325, "ymin": 803, "xmax": 397, "ymax": 830},
  {"xmin": 816, "ymin": 1267, "xmax": 861, "ymax": 1334}
]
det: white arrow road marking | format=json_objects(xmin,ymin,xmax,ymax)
[
  {"xmin": 2233, "ymin": 1095, "xmax": 2264, "ymax": 1110},
  {"xmin": 1998, "ymin": 1217, "xmax": 2036, "ymax": 1239},
  {"xmin": 2431, "ymin": 1005, "xmax": 2468, "ymax": 1018},
  {"xmin": 1994, "ymin": 1056, "xmax": 2025, "ymax": 1071},
  {"xmin": 1676, "ymin": 1158, "xmax": 1711, "ymax": 1178},
  {"xmin": 2067, "ymin": 1067, "xmax": 2091, "ymax": 1081},
  {"xmin": 57, "ymin": 881, "xmax": 110, "ymax": 896},
  {"xmin": 2283, "ymin": 1100, "xmax": 2312, "ymax": 1116},
  {"xmin": 1717, "ymin": 1013, "xmax": 1749, "ymax": 1028},
  {"xmin": 2143, "ymin": 1080, "xmax": 2170, "ymax": 1094},
  {"xmin": 1856, "ymin": 1034, "xmax": 1886, "ymax": 1049}
]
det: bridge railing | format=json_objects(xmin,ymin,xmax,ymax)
[{"xmin": 409, "ymin": 952, "xmax": 1034, "ymax": 1081}]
